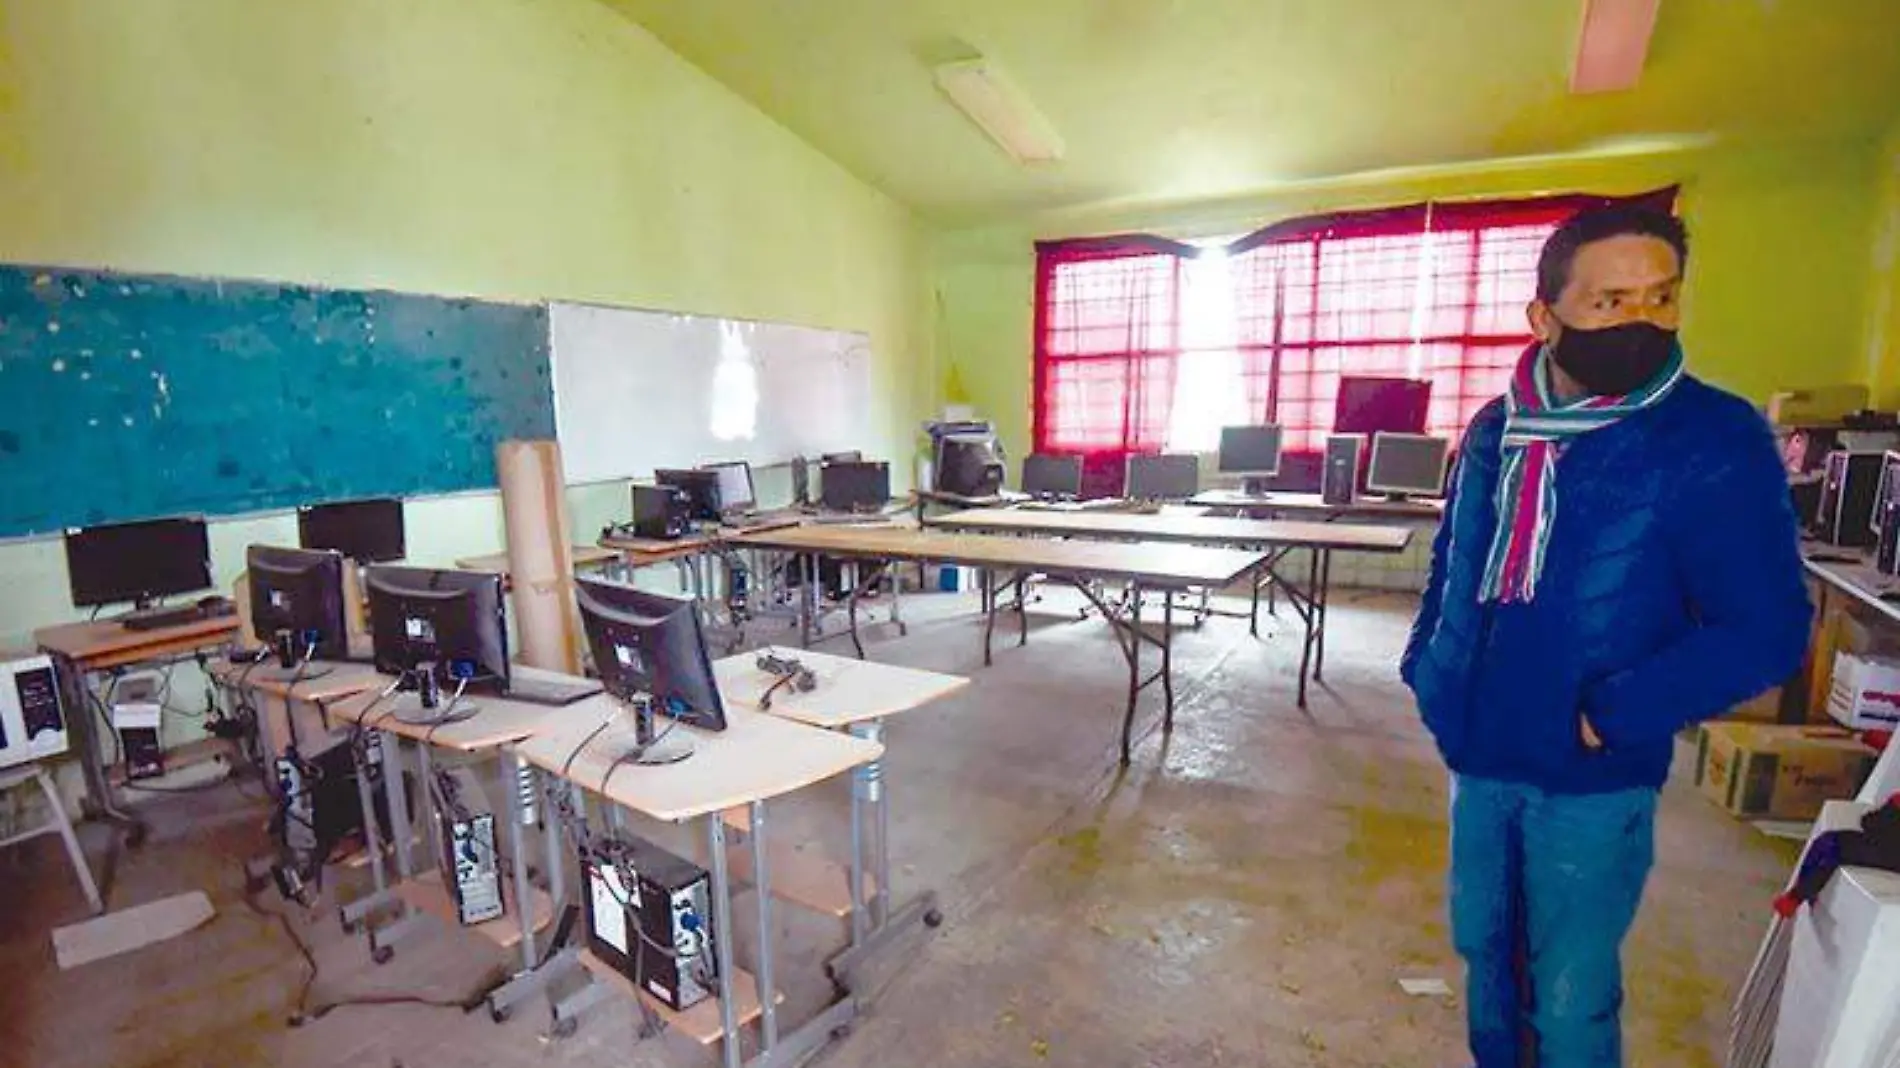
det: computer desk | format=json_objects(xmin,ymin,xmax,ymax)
[
  {"xmin": 1190, "ymin": 488, "xmax": 1446, "ymax": 522},
  {"xmin": 454, "ymin": 545, "xmax": 624, "ymax": 588},
  {"xmin": 321, "ymin": 669, "xmax": 569, "ymax": 1022},
  {"xmin": 207, "ymin": 656, "xmax": 384, "ymax": 764},
  {"xmin": 711, "ymin": 649, "xmax": 967, "ymax": 992},
  {"xmin": 730, "ymin": 525, "xmax": 1265, "ymax": 764},
  {"xmin": 515, "ymin": 700, "xmax": 881, "ymax": 1066},
  {"xmin": 1800, "ymin": 549, "xmax": 1900, "ymax": 716},
  {"xmin": 35, "ymin": 613, "xmax": 243, "ymax": 846}
]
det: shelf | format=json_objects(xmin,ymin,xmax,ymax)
[
  {"xmin": 717, "ymin": 807, "xmax": 875, "ymax": 918},
  {"xmin": 578, "ymin": 948, "xmax": 780, "ymax": 1047},
  {"xmin": 394, "ymin": 869, "xmax": 552, "ymax": 949}
]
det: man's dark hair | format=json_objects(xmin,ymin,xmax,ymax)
[{"xmin": 1535, "ymin": 203, "xmax": 1688, "ymax": 302}]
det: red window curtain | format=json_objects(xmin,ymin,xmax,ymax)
[
  {"xmin": 1033, "ymin": 235, "xmax": 1192, "ymax": 496},
  {"xmin": 1031, "ymin": 188, "xmax": 1677, "ymax": 492}
]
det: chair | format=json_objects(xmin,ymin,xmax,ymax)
[
  {"xmin": 1021, "ymin": 454, "xmax": 1083, "ymax": 498},
  {"xmin": 1, "ymin": 764, "xmax": 103, "ymax": 913}
]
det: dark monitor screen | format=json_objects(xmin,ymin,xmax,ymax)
[
  {"xmin": 364, "ymin": 566, "xmax": 510, "ymax": 691},
  {"xmin": 702, "ymin": 461, "xmax": 756, "ymax": 514},
  {"xmin": 656, "ymin": 469, "xmax": 721, "ymax": 522},
  {"xmin": 937, "ymin": 435, "xmax": 1005, "ymax": 498},
  {"xmin": 247, "ymin": 545, "xmax": 349, "ymax": 660},
  {"xmin": 1874, "ymin": 452, "xmax": 1900, "ymax": 538},
  {"xmin": 1021, "ymin": 454, "xmax": 1083, "ymax": 498},
  {"xmin": 1335, "ymin": 377, "xmax": 1431, "ymax": 436},
  {"xmin": 1217, "ymin": 425, "xmax": 1283, "ymax": 474},
  {"xmin": 1125, "ymin": 454, "xmax": 1200, "ymax": 500},
  {"xmin": 64, "ymin": 517, "xmax": 213, "ymax": 608},
  {"xmin": 821, "ymin": 461, "xmax": 891, "ymax": 513},
  {"xmin": 576, "ymin": 578, "xmax": 726, "ymax": 732},
  {"xmin": 1366, "ymin": 433, "xmax": 1451, "ymax": 497},
  {"xmin": 298, "ymin": 498, "xmax": 406, "ymax": 564},
  {"xmin": 821, "ymin": 451, "xmax": 863, "ymax": 464}
]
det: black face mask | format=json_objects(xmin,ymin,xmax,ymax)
[{"xmin": 1547, "ymin": 319, "xmax": 1677, "ymax": 397}]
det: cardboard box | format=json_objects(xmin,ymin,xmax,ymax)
[
  {"xmin": 1726, "ymin": 686, "xmax": 1790, "ymax": 724},
  {"xmin": 1695, "ymin": 723, "xmax": 1877, "ymax": 821},
  {"xmin": 1827, "ymin": 651, "xmax": 1900, "ymax": 731}
]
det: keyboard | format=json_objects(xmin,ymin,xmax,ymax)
[
  {"xmin": 504, "ymin": 675, "xmax": 604, "ymax": 707},
  {"xmin": 121, "ymin": 597, "xmax": 237, "ymax": 632}
]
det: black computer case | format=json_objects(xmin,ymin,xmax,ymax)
[
  {"xmin": 1815, "ymin": 450, "xmax": 1884, "ymax": 548},
  {"xmin": 582, "ymin": 835, "xmax": 717, "ymax": 1011}
]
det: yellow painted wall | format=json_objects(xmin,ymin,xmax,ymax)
[
  {"xmin": 1865, "ymin": 123, "xmax": 1900, "ymax": 408},
  {"xmin": 932, "ymin": 138, "xmax": 1889, "ymax": 461},
  {"xmin": 0, "ymin": 0, "xmax": 931, "ymax": 659}
]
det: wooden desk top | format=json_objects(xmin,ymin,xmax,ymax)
[
  {"xmin": 1804, "ymin": 553, "xmax": 1900, "ymax": 626},
  {"xmin": 931, "ymin": 507, "xmax": 1412, "ymax": 553},
  {"xmin": 713, "ymin": 648, "xmax": 969, "ymax": 728},
  {"xmin": 599, "ymin": 531, "xmax": 714, "ymax": 562},
  {"xmin": 1190, "ymin": 490, "xmax": 1445, "ymax": 520},
  {"xmin": 35, "ymin": 614, "xmax": 241, "ymax": 671},
  {"xmin": 210, "ymin": 658, "xmax": 387, "ymax": 704},
  {"xmin": 323, "ymin": 665, "xmax": 591, "ymax": 753},
  {"xmin": 730, "ymin": 525, "xmax": 1265, "ymax": 588},
  {"xmin": 514, "ymin": 701, "xmax": 881, "ymax": 823},
  {"xmin": 455, "ymin": 545, "xmax": 621, "ymax": 574}
]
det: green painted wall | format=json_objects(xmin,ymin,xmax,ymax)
[
  {"xmin": 932, "ymin": 138, "xmax": 1889, "ymax": 462},
  {"xmin": 1865, "ymin": 123, "xmax": 1900, "ymax": 408},
  {"xmin": 0, "ymin": 0, "xmax": 931, "ymax": 660}
]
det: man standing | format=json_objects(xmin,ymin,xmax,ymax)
[{"xmin": 1401, "ymin": 203, "xmax": 1811, "ymax": 1068}]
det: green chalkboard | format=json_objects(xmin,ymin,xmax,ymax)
[{"xmin": 0, "ymin": 265, "xmax": 553, "ymax": 537}]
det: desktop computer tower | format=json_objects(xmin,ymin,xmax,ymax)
[
  {"xmin": 1322, "ymin": 435, "xmax": 1364, "ymax": 505},
  {"xmin": 433, "ymin": 766, "xmax": 504, "ymax": 926},
  {"xmin": 1815, "ymin": 450, "xmax": 1884, "ymax": 548},
  {"xmin": 1877, "ymin": 452, "xmax": 1900, "ymax": 575},
  {"xmin": 0, "ymin": 655, "xmax": 67, "ymax": 770},
  {"xmin": 630, "ymin": 484, "xmax": 692, "ymax": 541},
  {"xmin": 583, "ymin": 834, "xmax": 716, "ymax": 1011}
]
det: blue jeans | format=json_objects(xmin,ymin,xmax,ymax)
[{"xmin": 1449, "ymin": 776, "xmax": 1656, "ymax": 1068}]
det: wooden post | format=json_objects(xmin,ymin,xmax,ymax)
[{"xmin": 496, "ymin": 439, "xmax": 583, "ymax": 675}]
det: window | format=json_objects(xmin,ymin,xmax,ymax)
[{"xmin": 1031, "ymin": 189, "xmax": 1676, "ymax": 480}]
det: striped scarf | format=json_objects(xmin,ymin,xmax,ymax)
[{"xmin": 1478, "ymin": 338, "xmax": 1684, "ymax": 603}]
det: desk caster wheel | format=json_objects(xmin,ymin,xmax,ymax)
[
  {"xmin": 489, "ymin": 1005, "xmax": 510, "ymax": 1024},
  {"xmin": 924, "ymin": 908, "xmax": 944, "ymax": 928},
  {"xmin": 372, "ymin": 945, "xmax": 395, "ymax": 966},
  {"xmin": 549, "ymin": 1017, "xmax": 578, "ymax": 1041}
]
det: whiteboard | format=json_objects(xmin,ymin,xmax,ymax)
[{"xmin": 549, "ymin": 302, "xmax": 875, "ymax": 485}]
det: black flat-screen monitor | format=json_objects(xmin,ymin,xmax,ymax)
[
  {"xmin": 820, "ymin": 461, "xmax": 891, "ymax": 513},
  {"xmin": 703, "ymin": 461, "xmax": 756, "ymax": 514},
  {"xmin": 298, "ymin": 498, "xmax": 406, "ymax": 564},
  {"xmin": 1125, "ymin": 454, "xmax": 1199, "ymax": 501},
  {"xmin": 1366, "ymin": 433, "xmax": 1452, "ymax": 499},
  {"xmin": 1021, "ymin": 454, "xmax": 1083, "ymax": 498},
  {"xmin": 655, "ymin": 469, "xmax": 721, "ymax": 523},
  {"xmin": 1335, "ymin": 377, "xmax": 1431, "ymax": 436},
  {"xmin": 246, "ymin": 545, "xmax": 350, "ymax": 661},
  {"xmin": 364, "ymin": 566, "xmax": 510, "ymax": 692},
  {"xmin": 1217, "ymin": 425, "xmax": 1283, "ymax": 475},
  {"xmin": 64, "ymin": 517, "xmax": 213, "ymax": 609},
  {"xmin": 576, "ymin": 579, "xmax": 726, "ymax": 732}
]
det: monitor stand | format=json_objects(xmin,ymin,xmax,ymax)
[
  {"xmin": 253, "ymin": 660, "xmax": 337, "ymax": 684},
  {"xmin": 1378, "ymin": 492, "xmax": 1413, "ymax": 503},
  {"xmin": 1240, "ymin": 478, "xmax": 1274, "ymax": 497},
  {"xmin": 616, "ymin": 693, "xmax": 693, "ymax": 766}
]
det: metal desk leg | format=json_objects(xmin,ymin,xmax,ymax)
[
  {"xmin": 828, "ymin": 719, "xmax": 941, "ymax": 991},
  {"xmin": 1122, "ymin": 590, "xmax": 1144, "ymax": 765},
  {"xmin": 1161, "ymin": 593, "xmax": 1176, "ymax": 731},
  {"xmin": 705, "ymin": 814, "xmax": 743, "ymax": 1068},
  {"xmin": 1296, "ymin": 550, "xmax": 1320, "ymax": 710},
  {"xmin": 58, "ymin": 656, "xmax": 145, "ymax": 842},
  {"xmin": 369, "ymin": 730, "xmax": 427, "ymax": 958},
  {"xmin": 1314, "ymin": 549, "xmax": 1333, "ymax": 681},
  {"xmin": 1250, "ymin": 564, "xmax": 1263, "ymax": 637},
  {"xmin": 799, "ymin": 554, "xmax": 816, "ymax": 649},
  {"xmin": 751, "ymin": 800, "xmax": 778, "ymax": 1051},
  {"xmin": 486, "ymin": 757, "xmax": 573, "ymax": 1020},
  {"xmin": 340, "ymin": 732, "xmax": 398, "ymax": 930},
  {"xmin": 1015, "ymin": 574, "xmax": 1029, "ymax": 647},
  {"xmin": 981, "ymin": 571, "xmax": 1001, "ymax": 667}
]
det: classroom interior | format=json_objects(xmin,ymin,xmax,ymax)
[{"xmin": 3, "ymin": 2, "xmax": 1900, "ymax": 1067}]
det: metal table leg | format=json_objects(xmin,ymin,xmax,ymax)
[
  {"xmin": 1314, "ymin": 549, "xmax": 1333, "ymax": 681},
  {"xmin": 827, "ymin": 719, "xmax": 941, "ymax": 990},
  {"xmin": 369, "ymin": 730, "xmax": 427, "ymax": 957},
  {"xmin": 751, "ymin": 800, "xmax": 777, "ymax": 1051},
  {"xmin": 339, "ymin": 731, "xmax": 399, "ymax": 929},
  {"xmin": 58, "ymin": 655, "xmax": 145, "ymax": 842},
  {"xmin": 705, "ymin": 814, "xmax": 743, "ymax": 1068}
]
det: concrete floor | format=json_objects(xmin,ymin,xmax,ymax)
[{"xmin": 0, "ymin": 587, "xmax": 1797, "ymax": 1067}]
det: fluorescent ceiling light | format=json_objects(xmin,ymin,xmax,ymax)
[{"xmin": 934, "ymin": 57, "xmax": 1065, "ymax": 166}]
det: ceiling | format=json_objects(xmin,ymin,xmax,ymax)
[{"xmin": 605, "ymin": 0, "xmax": 1900, "ymax": 224}]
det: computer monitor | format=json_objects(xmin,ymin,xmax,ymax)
[
  {"xmin": 364, "ymin": 566, "xmax": 510, "ymax": 693},
  {"xmin": 1125, "ymin": 454, "xmax": 1199, "ymax": 501},
  {"xmin": 821, "ymin": 451, "xmax": 863, "ymax": 464},
  {"xmin": 936, "ymin": 434, "xmax": 1005, "ymax": 498},
  {"xmin": 820, "ymin": 461, "xmax": 891, "ymax": 513},
  {"xmin": 655, "ymin": 469, "xmax": 721, "ymax": 523},
  {"xmin": 577, "ymin": 579, "xmax": 725, "ymax": 766},
  {"xmin": 64, "ymin": 517, "xmax": 213, "ymax": 610},
  {"xmin": 702, "ymin": 461, "xmax": 756, "ymax": 515},
  {"xmin": 246, "ymin": 545, "xmax": 349, "ymax": 677},
  {"xmin": 1336, "ymin": 377, "xmax": 1431, "ymax": 436},
  {"xmin": 298, "ymin": 498, "xmax": 406, "ymax": 564},
  {"xmin": 1217, "ymin": 425, "xmax": 1283, "ymax": 495},
  {"xmin": 1365, "ymin": 433, "xmax": 1451, "ymax": 499},
  {"xmin": 1021, "ymin": 454, "xmax": 1083, "ymax": 499},
  {"xmin": 1874, "ymin": 452, "xmax": 1900, "ymax": 540}
]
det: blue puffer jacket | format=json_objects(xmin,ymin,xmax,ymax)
[{"xmin": 1401, "ymin": 375, "xmax": 1812, "ymax": 795}]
